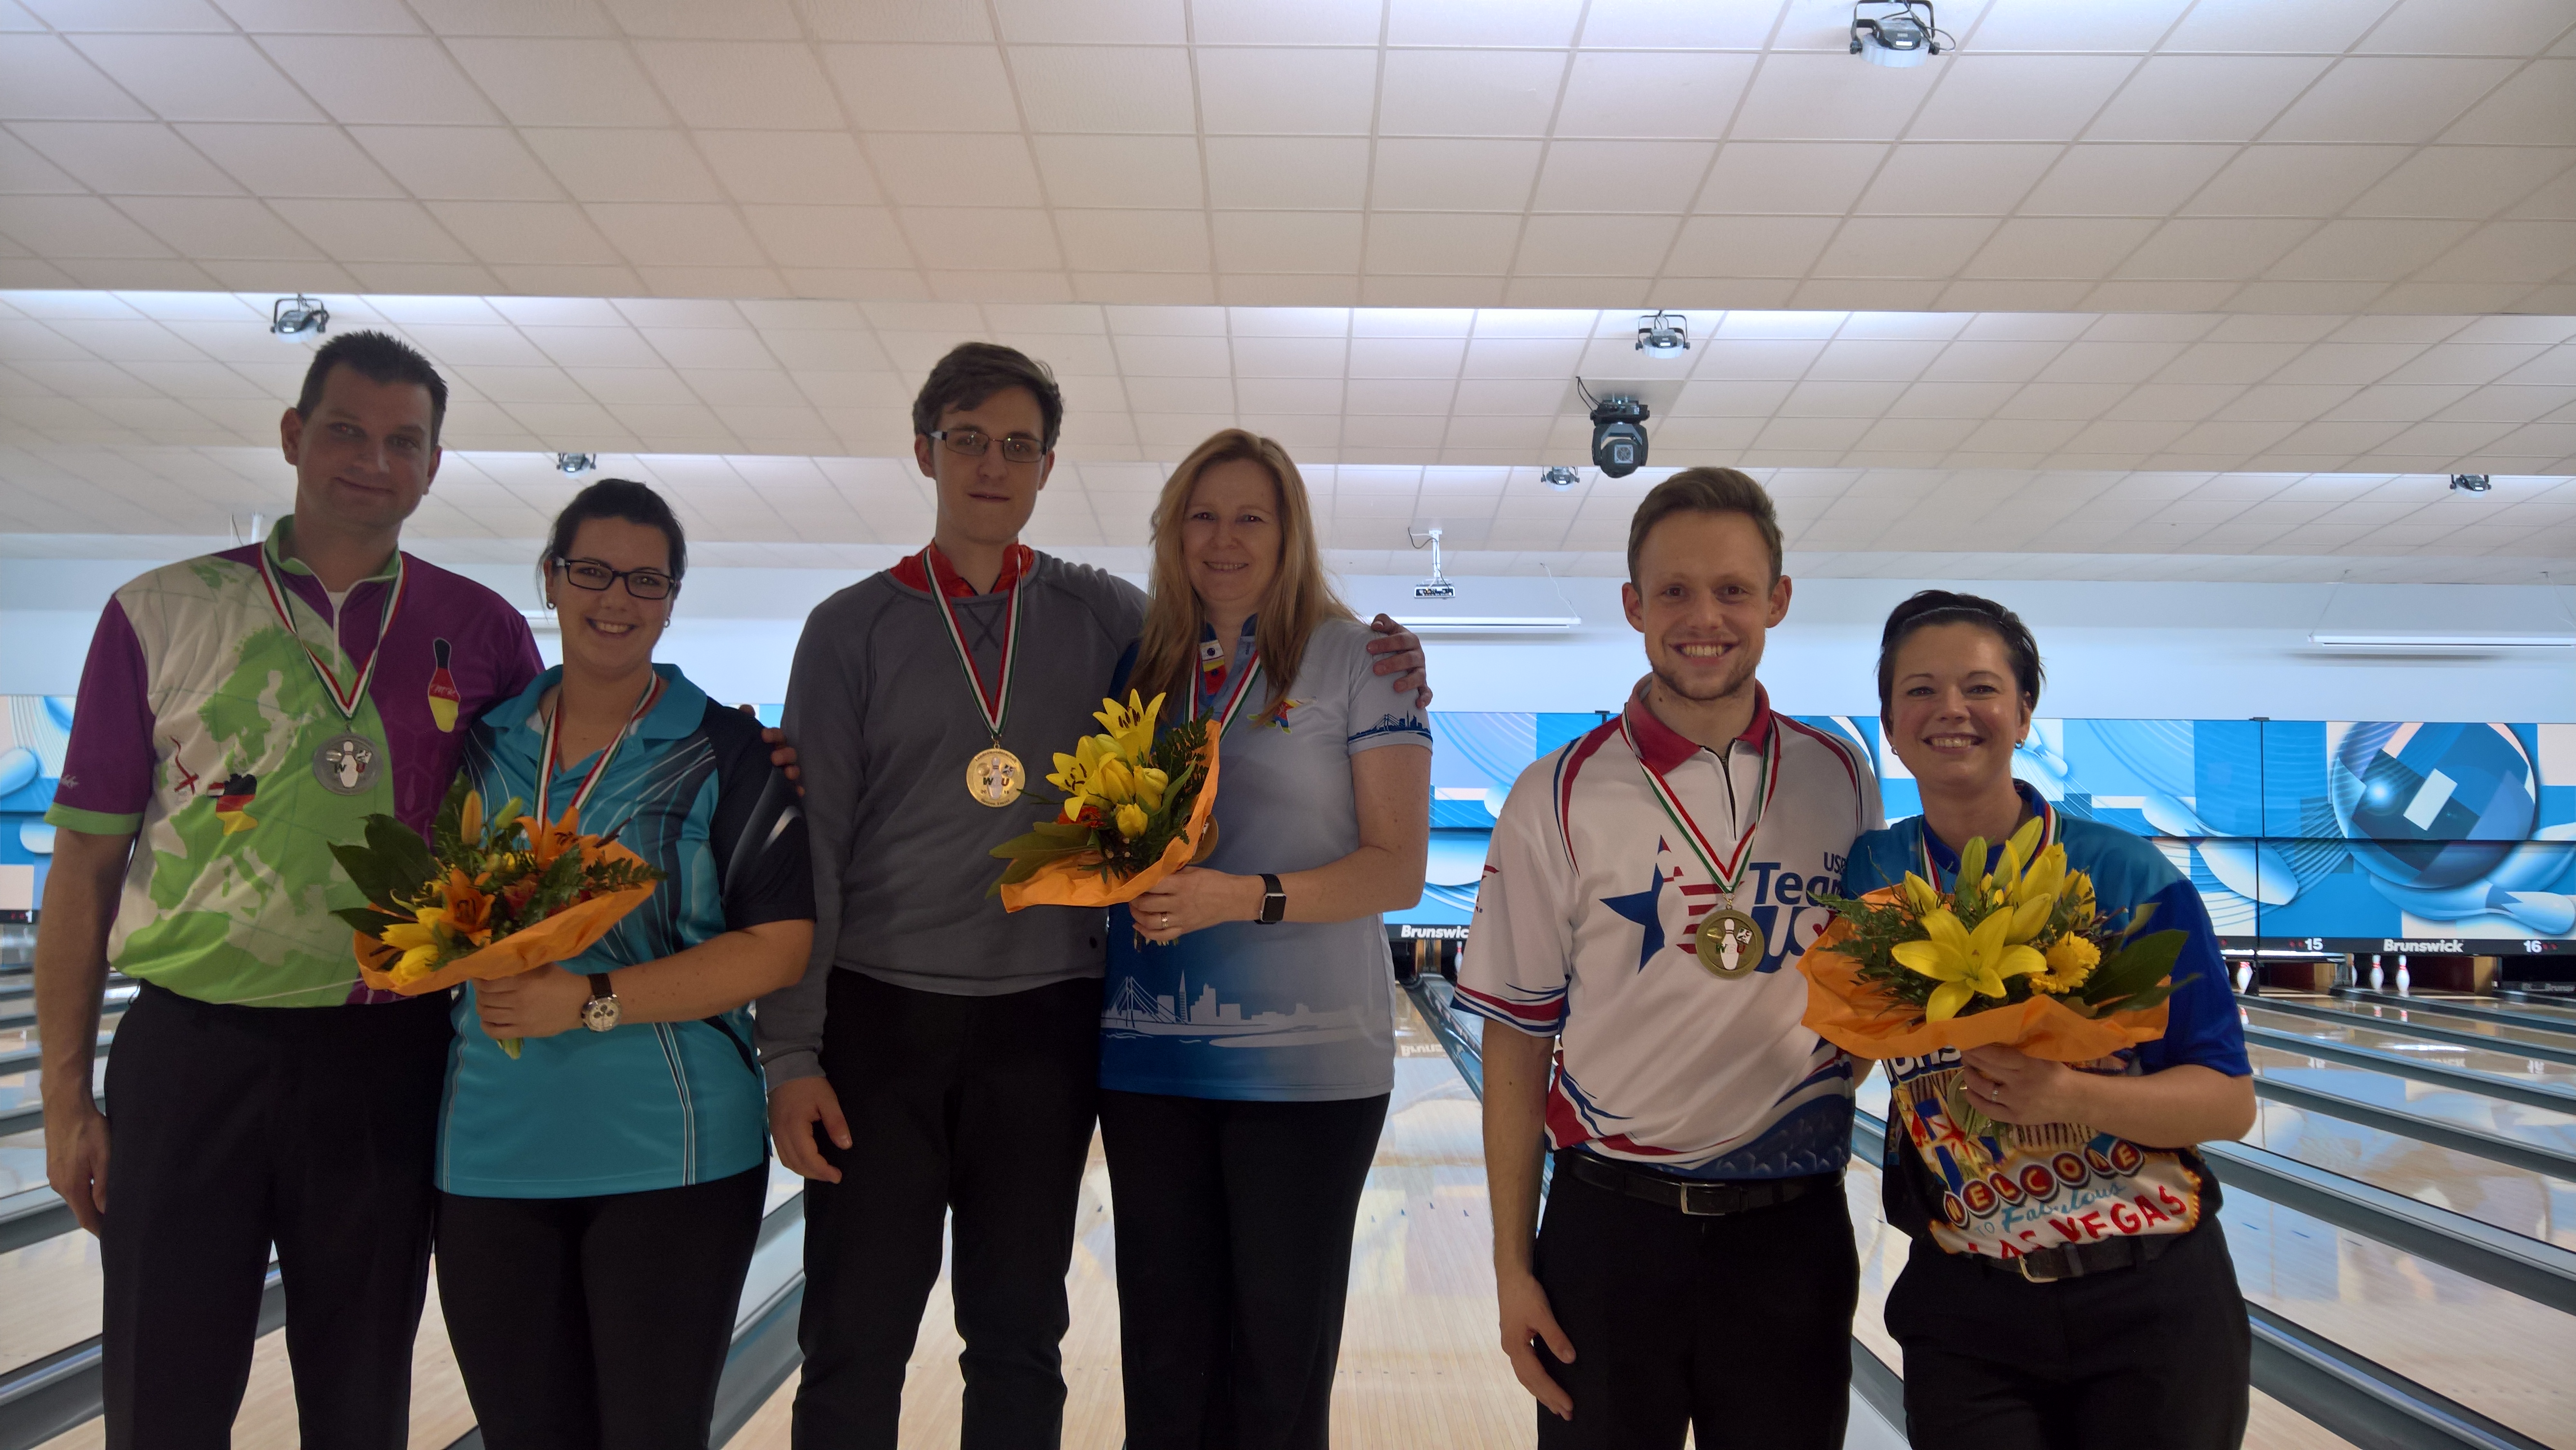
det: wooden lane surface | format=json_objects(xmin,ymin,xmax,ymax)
[
  {"xmin": 2246, "ymin": 1097, "xmax": 2576, "ymax": 1250},
  {"xmin": 2267, "ymin": 994, "xmax": 2576, "ymax": 1058},
  {"xmin": 2248, "ymin": 1043, "xmax": 2576, "ymax": 1157},
  {"xmin": 2245, "ymin": 1005, "xmax": 2576, "ymax": 1093}
]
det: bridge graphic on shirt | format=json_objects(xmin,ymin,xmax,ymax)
[{"xmin": 1103, "ymin": 972, "xmax": 1365, "ymax": 1046}]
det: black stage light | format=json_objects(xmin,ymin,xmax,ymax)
[
  {"xmin": 2450, "ymin": 473, "xmax": 2493, "ymax": 493},
  {"xmin": 1588, "ymin": 394, "xmax": 1650, "ymax": 478}
]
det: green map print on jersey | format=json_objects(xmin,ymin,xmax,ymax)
[{"xmin": 119, "ymin": 601, "xmax": 400, "ymax": 1009}]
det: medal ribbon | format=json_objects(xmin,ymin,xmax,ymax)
[
  {"xmin": 922, "ymin": 548, "xmax": 1020, "ymax": 745},
  {"xmin": 1620, "ymin": 714, "xmax": 1781, "ymax": 902},
  {"xmin": 253, "ymin": 540, "xmax": 407, "ymax": 723},
  {"xmin": 1186, "ymin": 639, "xmax": 1264, "ymax": 736},
  {"xmin": 537, "ymin": 673, "xmax": 668, "ymax": 830}
]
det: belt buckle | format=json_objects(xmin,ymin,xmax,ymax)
[
  {"xmin": 1678, "ymin": 1183, "xmax": 1730, "ymax": 1217},
  {"xmin": 2015, "ymin": 1250, "xmax": 2066, "ymax": 1284}
]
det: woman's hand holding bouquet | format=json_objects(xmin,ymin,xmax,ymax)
[
  {"xmin": 988, "ymin": 690, "xmax": 1221, "ymax": 911},
  {"xmin": 1802, "ymin": 817, "xmax": 2194, "ymax": 1142},
  {"xmin": 333, "ymin": 776, "xmax": 664, "ymax": 1056}
]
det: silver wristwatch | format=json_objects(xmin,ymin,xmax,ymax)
[{"xmin": 581, "ymin": 972, "xmax": 621, "ymax": 1032}]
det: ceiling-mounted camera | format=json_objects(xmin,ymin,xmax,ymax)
[
  {"xmin": 1851, "ymin": 1, "xmax": 1948, "ymax": 67},
  {"xmin": 1581, "ymin": 381, "xmax": 1651, "ymax": 478},
  {"xmin": 1635, "ymin": 311, "xmax": 1689, "ymax": 356}
]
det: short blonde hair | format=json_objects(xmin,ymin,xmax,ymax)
[{"xmin": 1626, "ymin": 467, "xmax": 1783, "ymax": 583}]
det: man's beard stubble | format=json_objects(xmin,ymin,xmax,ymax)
[{"xmin": 1648, "ymin": 639, "xmax": 1760, "ymax": 709}]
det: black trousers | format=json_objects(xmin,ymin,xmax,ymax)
[
  {"xmin": 1532, "ymin": 1158, "xmax": 1860, "ymax": 1450},
  {"xmin": 1885, "ymin": 1225, "xmax": 2251, "ymax": 1450},
  {"xmin": 436, "ymin": 1166, "xmax": 768, "ymax": 1450},
  {"xmin": 100, "ymin": 981, "xmax": 453, "ymax": 1450},
  {"xmin": 792, "ymin": 970, "xmax": 1104, "ymax": 1450},
  {"xmin": 1096, "ymin": 1088, "xmax": 1390, "ymax": 1450}
]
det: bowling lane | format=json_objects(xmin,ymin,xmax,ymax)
[
  {"xmin": 2245, "ymin": 1098, "xmax": 2576, "ymax": 1250},
  {"xmin": 2262, "ymin": 994, "xmax": 2576, "ymax": 1058},
  {"xmin": 2248, "ymin": 1043, "xmax": 2576, "ymax": 1159},
  {"xmin": 2243, "ymin": 1003, "xmax": 2576, "ymax": 1093}
]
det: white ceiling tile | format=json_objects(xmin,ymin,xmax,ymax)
[
  {"xmin": 2360, "ymin": 0, "xmax": 2576, "ymax": 55},
  {"xmin": 2266, "ymin": 58, "xmax": 2519, "ymax": 144},
  {"xmin": 2350, "ymin": 148, "xmax": 2571, "ymax": 218},
  {"xmin": 583, "ymin": 203, "xmax": 768, "ymax": 268},
  {"xmin": 1578, "ymin": 0, "xmax": 1784, "ymax": 48},
  {"xmin": 631, "ymin": 41, "xmax": 845, "ymax": 131},
  {"xmin": 894, "ymin": 206, "xmax": 1063, "ymax": 270},
  {"xmin": 2015, "ymin": 144, "xmax": 2233, "ymax": 216},
  {"xmin": 739, "ymin": 205, "xmax": 913, "ymax": 270},
  {"xmin": 10, "ymin": 121, "xmax": 240, "ymax": 194},
  {"xmin": 118, "ymin": 196, "xmax": 322, "ymax": 258},
  {"xmin": 423, "ymin": 201, "xmax": 622, "ymax": 265},
  {"xmin": 1814, "ymin": 217, "xmax": 1999, "ymax": 278},
  {"xmin": 1858, "ymin": 143, "xmax": 2058, "ymax": 214},
  {"xmin": 2439, "ymin": 59, "xmax": 2576, "ymax": 145},
  {"xmin": 1362, "ymin": 213, "xmax": 1522, "ymax": 274},
  {"xmin": 1696, "ymin": 142, "xmax": 1886, "ymax": 214},
  {"xmin": 346, "ymin": 126, "xmax": 559, "ymax": 201},
  {"xmin": 1389, "ymin": 0, "xmax": 1579, "ymax": 46},
  {"xmin": 1205, "ymin": 137, "xmax": 1369, "ymax": 210},
  {"xmin": 1054, "ymin": 209, "xmax": 1208, "ymax": 273},
  {"xmin": 254, "ymin": 36, "xmax": 500, "ymax": 125},
  {"xmin": 269, "ymin": 199, "xmax": 473, "ymax": 263},
  {"xmin": 867, "ymin": 133, "xmax": 1043, "ymax": 208},
  {"xmin": 2085, "ymin": 56, "xmax": 2334, "ymax": 142},
  {"xmin": 1513, "ymin": 213, "xmax": 1677, "ymax": 275},
  {"xmin": 1963, "ymin": 218, "xmax": 2156, "ymax": 278},
  {"xmin": 18, "ymin": 0, "xmax": 232, "ymax": 28},
  {"xmin": 1552, "ymin": 52, "xmax": 1756, "ymax": 139},
  {"xmin": 1665, "ymin": 215, "xmax": 1836, "ymax": 275},
  {"xmin": 1210, "ymin": 211, "xmax": 1362, "ymax": 273},
  {"xmin": 1968, "ymin": 0, "xmax": 2192, "ymax": 50},
  {"xmin": 1229, "ymin": 334, "xmax": 1345, "ymax": 376},
  {"xmin": 2117, "ymin": 218, "xmax": 2322, "ymax": 280},
  {"xmin": 818, "ymin": 44, "xmax": 1019, "ymax": 133},
  {"xmin": 446, "ymin": 38, "xmax": 673, "ymax": 127},
  {"xmin": 215, "ymin": 0, "xmax": 422, "ymax": 30},
  {"xmin": 2163, "ymin": 0, "xmax": 2389, "ymax": 52},
  {"xmin": 68, "ymin": 33, "xmax": 320, "ymax": 123},
  {"xmin": 0, "ymin": 35, "xmax": 156, "ymax": 121},
  {"xmin": 1032, "ymin": 135, "xmax": 1203, "ymax": 209},
  {"xmin": 0, "ymin": 197, "xmax": 174, "ymax": 256},
  {"xmin": 1188, "ymin": 0, "xmax": 1379, "ymax": 44},
  {"xmin": 2416, "ymin": 219, "xmax": 2576, "ymax": 282},
  {"xmin": 2182, "ymin": 145, "xmax": 2411, "ymax": 218},
  {"xmin": 0, "ymin": 132, "xmax": 82, "ymax": 192},
  {"xmin": 1194, "ymin": 46, "xmax": 1378, "ymax": 135},
  {"xmin": 2265, "ymin": 218, "xmax": 2476, "ymax": 280},
  {"xmin": 693, "ymin": 131, "xmax": 880, "ymax": 207},
  {"xmin": 1377, "ymin": 49, "xmax": 1567, "ymax": 137},
  {"xmin": 522, "ymin": 128, "xmax": 727, "ymax": 204},
  {"xmin": 599, "ymin": 0, "xmax": 800, "ymax": 39},
  {"xmin": 1530, "ymin": 140, "xmax": 1714, "ymax": 212},
  {"xmin": 1728, "ymin": 52, "xmax": 1941, "ymax": 142},
  {"xmin": 1009, "ymin": 46, "xmax": 1197, "ymax": 133},
  {"xmin": 994, "ymin": 0, "xmax": 1184, "ymax": 44},
  {"xmin": 1371, "ymin": 138, "xmax": 1543, "ymax": 211},
  {"xmin": 175, "ymin": 123, "xmax": 404, "ymax": 199},
  {"xmin": 1907, "ymin": 56, "xmax": 2134, "ymax": 142}
]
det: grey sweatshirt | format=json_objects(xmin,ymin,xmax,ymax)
[{"xmin": 755, "ymin": 551, "xmax": 1146, "ymax": 1084}]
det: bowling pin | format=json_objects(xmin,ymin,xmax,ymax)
[
  {"xmin": 2395, "ymin": 953, "xmax": 2411, "ymax": 996},
  {"xmin": 2369, "ymin": 954, "xmax": 2385, "ymax": 991},
  {"xmin": 2234, "ymin": 961, "xmax": 2254, "ymax": 994}
]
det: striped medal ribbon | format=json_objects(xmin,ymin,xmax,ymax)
[
  {"xmin": 1187, "ymin": 644, "xmax": 1264, "ymax": 736},
  {"xmin": 253, "ymin": 541, "xmax": 408, "ymax": 723},
  {"xmin": 923, "ymin": 548, "xmax": 1027, "ymax": 807},
  {"xmin": 536, "ymin": 671, "xmax": 668, "ymax": 833},
  {"xmin": 1620, "ymin": 714, "xmax": 1782, "ymax": 980}
]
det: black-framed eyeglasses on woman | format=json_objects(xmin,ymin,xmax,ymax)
[
  {"xmin": 552, "ymin": 557, "xmax": 676, "ymax": 600},
  {"xmin": 928, "ymin": 428, "xmax": 1046, "ymax": 464}
]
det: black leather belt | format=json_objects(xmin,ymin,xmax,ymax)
[
  {"xmin": 1558, "ymin": 1150, "xmax": 1838, "ymax": 1218},
  {"xmin": 1982, "ymin": 1232, "xmax": 2177, "ymax": 1283}
]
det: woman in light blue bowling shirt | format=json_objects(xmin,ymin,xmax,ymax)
[
  {"xmin": 1842, "ymin": 591, "xmax": 2254, "ymax": 1450},
  {"xmin": 1102, "ymin": 429, "xmax": 1433, "ymax": 1450},
  {"xmin": 436, "ymin": 480, "xmax": 812, "ymax": 1450}
]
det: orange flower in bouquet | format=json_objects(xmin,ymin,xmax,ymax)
[
  {"xmin": 988, "ymin": 690, "xmax": 1221, "ymax": 911},
  {"xmin": 1802, "ymin": 818, "xmax": 2194, "ymax": 1138},
  {"xmin": 333, "ymin": 776, "xmax": 663, "ymax": 1056}
]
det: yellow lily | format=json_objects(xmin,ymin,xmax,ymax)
[
  {"xmin": 1094, "ymin": 756, "xmax": 1137, "ymax": 806},
  {"xmin": 1114, "ymin": 802, "xmax": 1149, "ymax": 840},
  {"xmin": 380, "ymin": 906, "xmax": 454, "ymax": 984},
  {"xmin": 460, "ymin": 790, "xmax": 484, "ymax": 845},
  {"xmin": 1135, "ymin": 765, "xmax": 1169, "ymax": 811},
  {"xmin": 1093, "ymin": 691, "xmax": 1165, "ymax": 761},
  {"xmin": 1993, "ymin": 816, "xmax": 2044, "ymax": 886},
  {"xmin": 1892, "ymin": 907, "xmax": 2045, "ymax": 1021},
  {"xmin": 2013, "ymin": 843, "xmax": 2067, "ymax": 908},
  {"xmin": 1900, "ymin": 872, "xmax": 1943, "ymax": 919}
]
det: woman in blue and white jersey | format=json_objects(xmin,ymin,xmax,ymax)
[
  {"xmin": 1102, "ymin": 429, "xmax": 1433, "ymax": 1450},
  {"xmin": 1842, "ymin": 590, "xmax": 2254, "ymax": 1450},
  {"xmin": 436, "ymin": 479, "xmax": 813, "ymax": 1450}
]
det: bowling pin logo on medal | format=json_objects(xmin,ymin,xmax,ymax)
[
  {"xmin": 1623, "ymin": 712, "xmax": 1781, "ymax": 982},
  {"xmin": 924, "ymin": 548, "xmax": 1025, "ymax": 808}
]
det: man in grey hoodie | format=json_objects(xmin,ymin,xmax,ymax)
[{"xmin": 759, "ymin": 342, "xmax": 1429, "ymax": 1448}]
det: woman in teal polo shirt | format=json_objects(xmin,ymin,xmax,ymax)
[{"xmin": 435, "ymin": 479, "xmax": 813, "ymax": 1449}]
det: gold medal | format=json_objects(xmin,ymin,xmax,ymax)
[
  {"xmin": 966, "ymin": 745, "xmax": 1025, "ymax": 807},
  {"xmin": 1695, "ymin": 907, "xmax": 1764, "ymax": 979}
]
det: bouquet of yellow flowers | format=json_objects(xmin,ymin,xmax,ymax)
[
  {"xmin": 333, "ymin": 775, "xmax": 663, "ymax": 1055},
  {"xmin": 1800, "ymin": 818, "xmax": 2191, "ymax": 1104},
  {"xmin": 989, "ymin": 690, "xmax": 1221, "ymax": 911}
]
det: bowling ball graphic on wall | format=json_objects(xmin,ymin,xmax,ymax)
[{"xmin": 2329, "ymin": 722, "xmax": 2533, "ymax": 891}]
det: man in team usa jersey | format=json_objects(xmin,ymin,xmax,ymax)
[
  {"xmin": 1461, "ymin": 467, "xmax": 1884, "ymax": 1450},
  {"xmin": 756, "ymin": 342, "xmax": 1432, "ymax": 1447}
]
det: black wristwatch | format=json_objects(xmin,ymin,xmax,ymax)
[
  {"xmin": 580, "ymin": 972, "xmax": 621, "ymax": 1032},
  {"xmin": 1255, "ymin": 873, "xmax": 1286, "ymax": 926}
]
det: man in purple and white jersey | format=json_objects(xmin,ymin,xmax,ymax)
[{"xmin": 1462, "ymin": 468, "xmax": 1882, "ymax": 1450}]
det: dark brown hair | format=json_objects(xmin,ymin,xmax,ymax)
[
  {"xmin": 545, "ymin": 478, "xmax": 686, "ymax": 581},
  {"xmin": 911, "ymin": 341, "xmax": 1065, "ymax": 450},
  {"xmin": 1624, "ymin": 467, "xmax": 1783, "ymax": 584},
  {"xmin": 295, "ymin": 329, "xmax": 448, "ymax": 446},
  {"xmin": 1876, "ymin": 590, "xmax": 2044, "ymax": 721}
]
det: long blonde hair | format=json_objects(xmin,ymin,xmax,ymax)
[{"xmin": 1134, "ymin": 429, "xmax": 1353, "ymax": 715}]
